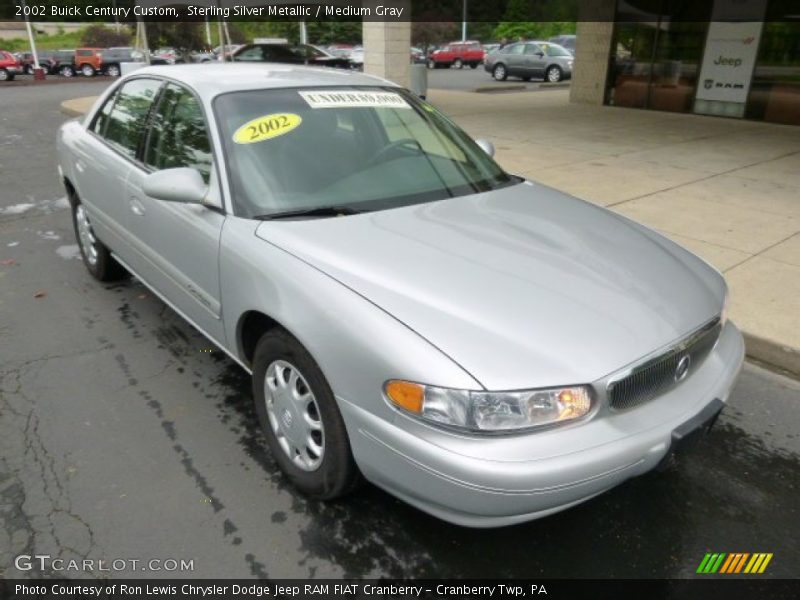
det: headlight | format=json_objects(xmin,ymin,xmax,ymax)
[{"xmin": 384, "ymin": 380, "xmax": 592, "ymax": 433}]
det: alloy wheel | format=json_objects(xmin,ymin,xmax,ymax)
[{"xmin": 547, "ymin": 66, "xmax": 562, "ymax": 83}]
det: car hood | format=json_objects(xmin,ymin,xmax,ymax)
[{"xmin": 255, "ymin": 182, "xmax": 724, "ymax": 390}]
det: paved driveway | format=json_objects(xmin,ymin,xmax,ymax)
[{"xmin": 1, "ymin": 81, "xmax": 799, "ymax": 580}]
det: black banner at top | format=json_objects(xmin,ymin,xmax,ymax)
[{"xmin": 3, "ymin": 0, "xmax": 800, "ymax": 23}]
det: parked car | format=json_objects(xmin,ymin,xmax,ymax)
[
  {"xmin": 484, "ymin": 41, "xmax": 574, "ymax": 82},
  {"xmin": 101, "ymin": 47, "xmax": 141, "ymax": 76},
  {"xmin": 211, "ymin": 44, "xmax": 243, "ymax": 61},
  {"xmin": 410, "ymin": 46, "xmax": 426, "ymax": 64},
  {"xmin": 232, "ymin": 43, "xmax": 351, "ymax": 69},
  {"xmin": 549, "ymin": 34, "xmax": 576, "ymax": 54},
  {"xmin": 427, "ymin": 41, "xmax": 485, "ymax": 69},
  {"xmin": 14, "ymin": 51, "xmax": 48, "ymax": 75},
  {"xmin": 0, "ymin": 50, "xmax": 22, "ymax": 81},
  {"xmin": 44, "ymin": 49, "xmax": 76, "ymax": 77},
  {"xmin": 57, "ymin": 63, "xmax": 743, "ymax": 527},
  {"xmin": 75, "ymin": 47, "xmax": 103, "ymax": 77}
]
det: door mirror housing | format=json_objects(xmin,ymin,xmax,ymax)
[
  {"xmin": 475, "ymin": 139, "xmax": 495, "ymax": 157},
  {"xmin": 143, "ymin": 168, "xmax": 207, "ymax": 204}
]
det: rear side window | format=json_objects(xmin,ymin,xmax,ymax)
[
  {"xmin": 91, "ymin": 89, "xmax": 119, "ymax": 137},
  {"xmin": 102, "ymin": 78, "xmax": 163, "ymax": 160},
  {"xmin": 144, "ymin": 84, "xmax": 213, "ymax": 183}
]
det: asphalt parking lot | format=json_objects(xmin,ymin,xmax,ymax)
[{"xmin": 1, "ymin": 80, "xmax": 799, "ymax": 579}]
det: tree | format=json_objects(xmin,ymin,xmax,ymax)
[
  {"xmin": 412, "ymin": 21, "xmax": 458, "ymax": 50},
  {"xmin": 81, "ymin": 24, "xmax": 132, "ymax": 48},
  {"xmin": 145, "ymin": 22, "xmax": 205, "ymax": 53}
]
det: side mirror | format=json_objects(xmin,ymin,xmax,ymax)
[
  {"xmin": 143, "ymin": 168, "xmax": 207, "ymax": 204},
  {"xmin": 536, "ymin": 51, "xmax": 544, "ymax": 58},
  {"xmin": 475, "ymin": 139, "xmax": 495, "ymax": 157}
]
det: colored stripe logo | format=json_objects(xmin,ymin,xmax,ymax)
[{"xmin": 696, "ymin": 552, "xmax": 773, "ymax": 574}]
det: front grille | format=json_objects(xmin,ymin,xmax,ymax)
[{"xmin": 608, "ymin": 318, "xmax": 722, "ymax": 411}]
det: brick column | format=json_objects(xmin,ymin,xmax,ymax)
[
  {"xmin": 362, "ymin": 1, "xmax": 411, "ymax": 88},
  {"xmin": 569, "ymin": 0, "xmax": 616, "ymax": 105}
]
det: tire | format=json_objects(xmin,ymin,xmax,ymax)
[
  {"xmin": 25, "ymin": 65, "xmax": 34, "ymax": 75},
  {"xmin": 81, "ymin": 64, "xmax": 95, "ymax": 77},
  {"xmin": 252, "ymin": 329, "xmax": 359, "ymax": 500},
  {"xmin": 546, "ymin": 65, "xmax": 563, "ymax": 83},
  {"xmin": 492, "ymin": 63, "xmax": 507, "ymax": 81},
  {"xmin": 70, "ymin": 194, "xmax": 126, "ymax": 282},
  {"xmin": 470, "ymin": 62, "xmax": 479, "ymax": 69},
  {"xmin": 521, "ymin": 76, "xmax": 531, "ymax": 82},
  {"xmin": 427, "ymin": 59, "xmax": 436, "ymax": 69},
  {"xmin": 453, "ymin": 58, "xmax": 463, "ymax": 69},
  {"xmin": 0, "ymin": 69, "xmax": 8, "ymax": 82},
  {"xmin": 60, "ymin": 66, "xmax": 74, "ymax": 77},
  {"xmin": 106, "ymin": 64, "xmax": 120, "ymax": 77}
]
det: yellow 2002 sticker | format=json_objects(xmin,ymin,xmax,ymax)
[{"xmin": 233, "ymin": 113, "xmax": 302, "ymax": 144}]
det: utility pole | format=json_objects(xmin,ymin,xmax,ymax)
[
  {"xmin": 20, "ymin": 0, "xmax": 42, "ymax": 77},
  {"xmin": 461, "ymin": 0, "xmax": 468, "ymax": 41}
]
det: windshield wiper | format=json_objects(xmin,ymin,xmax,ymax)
[{"xmin": 254, "ymin": 205, "xmax": 366, "ymax": 220}]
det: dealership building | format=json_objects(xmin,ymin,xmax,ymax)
[{"xmin": 366, "ymin": 0, "xmax": 799, "ymax": 127}]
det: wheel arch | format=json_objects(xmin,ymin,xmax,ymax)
[{"xmin": 237, "ymin": 309, "xmax": 289, "ymax": 368}]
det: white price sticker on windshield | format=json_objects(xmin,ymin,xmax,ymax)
[{"xmin": 299, "ymin": 90, "xmax": 410, "ymax": 109}]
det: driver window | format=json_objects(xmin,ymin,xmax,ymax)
[
  {"xmin": 508, "ymin": 44, "xmax": 525, "ymax": 55},
  {"xmin": 144, "ymin": 84, "xmax": 213, "ymax": 183},
  {"xmin": 524, "ymin": 44, "xmax": 542, "ymax": 55}
]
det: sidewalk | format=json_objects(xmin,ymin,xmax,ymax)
[{"xmin": 62, "ymin": 90, "xmax": 800, "ymax": 374}]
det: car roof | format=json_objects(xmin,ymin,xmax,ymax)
[{"xmin": 129, "ymin": 63, "xmax": 397, "ymax": 97}]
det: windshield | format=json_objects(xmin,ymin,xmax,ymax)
[{"xmin": 214, "ymin": 87, "xmax": 517, "ymax": 218}]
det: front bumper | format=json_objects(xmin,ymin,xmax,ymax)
[{"xmin": 339, "ymin": 321, "xmax": 745, "ymax": 527}]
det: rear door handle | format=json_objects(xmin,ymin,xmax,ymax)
[{"xmin": 130, "ymin": 197, "xmax": 145, "ymax": 216}]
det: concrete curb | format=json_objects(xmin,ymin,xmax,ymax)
[
  {"xmin": 743, "ymin": 332, "xmax": 800, "ymax": 378},
  {"xmin": 60, "ymin": 97, "xmax": 95, "ymax": 118},
  {"xmin": 56, "ymin": 95, "xmax": 800, "ymax": 379},
  {"xmin": 539, "ymin": 81, "xmax": 571, "ymax": 89},
  {"xmin": 473, "ymin": 84, "xmax": 526, "ymax": 93}
]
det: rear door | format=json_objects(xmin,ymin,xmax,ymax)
[
  {"xmin": 71, "ymin": 78, "xmax": 163, "ymax": 260},
  {"xmin": 125, "ymin": 82, "xmax": 226, "ymax": 343},
  {"xmin": 504, "ymin": 43, "xmax": 526, "ymax": 76}
]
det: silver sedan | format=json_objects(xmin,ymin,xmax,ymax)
[{"xmin": 57, "ymin": 64, "xmax": 743, "ymax": 527}]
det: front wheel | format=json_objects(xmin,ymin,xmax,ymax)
[
  {"xmin": 427, "ymin": 59, "xmax": 436, "ymax": 69},
  {"xmin": 60, "ymin": 65, "xmax": 74, "ymax": 77},
  {"xmin": 453, "ymin": 58, "xmax": 463, "ymax": 69},
  {"xmin": 252, "ymin": 330, "xmax": 359, "ymax": 499},
  {"xmin": 106, "ymin": 64, "xmax": 120, "ymax": 77},
  {"xmin": 81, "ymin": 64, "xmax": 95, "ymax": 77},
  {"xmin": 492, "ymin": 63, "xmax": 507, "ymax": 81},
  {"xmin": 546, "ymin": 65, "xmax": 563, "ymax": 83},
  {"xmin": 0, "ymin": 69, "xmax": 9, "ymax": 82},
  {"xmin": 71, "ymin": 196, "xmax": 126, "ymax": 281},
  {"xmin": 470, "ymin": 62, "xmax": 479, "ymax": 69}
]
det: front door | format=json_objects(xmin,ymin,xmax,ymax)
[{"xmin": 125, "ymin": 83, "xmax": 226, "ymax": 344}]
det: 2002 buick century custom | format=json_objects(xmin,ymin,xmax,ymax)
[{"xmin": 57, "ymin": 64, "xmax": 744, "ymax": 527}]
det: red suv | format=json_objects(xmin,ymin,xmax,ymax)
[
  {"xmin": 0, "ymin": 50, "xmax": 22, "ymax": 82},
  {"xmin": 427, "ymin": 41, "xmax": 485, "ymax": 69}
]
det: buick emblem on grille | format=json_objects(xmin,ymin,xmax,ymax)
[{"xmin": 675, "ymin": 354, "xmax": 691, "ymax": 382}]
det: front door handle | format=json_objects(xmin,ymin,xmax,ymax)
[{"xmin": 130, "ymin": 197, "xmax": 145, "ymax": 216}]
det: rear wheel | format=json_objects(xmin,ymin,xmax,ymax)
[
  {"xmin": 81, "ymin": 64, "xmax": 95, "ymax": 77},
  {"xmin": 453, "ymin": 58, "xmax": 463, "ymax": 69},
  {"xmin": 106, "ymin": 64, "xmax": 120, "ymax": 77},
  {"xmin": 470, "ymin": 62, "xmax": 479, "ymax": 69},
  {"xmin": 492, "ymin": 63, "xmax": 507, "ymax": 81},
  {"xmin": 0, "ymin": 69, "xmax": 9, "ymax": 82},
  {"xmin": 71, "ymin": 195, "xmax": 126, "ymax": 281},
  {"xmin": 427, "ymin": 59, "xmax": 436, "ymax": 69},
  {"xmin": 252, "ymin": 330, "xmax": 359, "ymax": 499},
  {"xmin": 60, "ymin": 65, "xmax": 74, "ymax": 77}
]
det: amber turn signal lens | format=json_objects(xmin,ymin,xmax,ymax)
[{"xmin": 385, "ymin": 380, "xmax": 425, "ymax": 413}]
